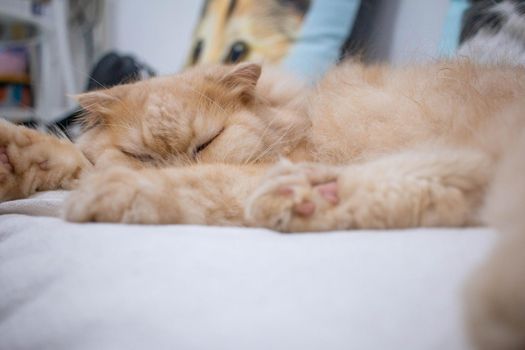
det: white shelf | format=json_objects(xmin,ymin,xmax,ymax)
[
  {"xmin": 0, "ymin": 1, "xmax": 107, "ymax": 125},
  {"xmin": 0, "ymin": 0, "xmax": 81, "ymax": 124}
]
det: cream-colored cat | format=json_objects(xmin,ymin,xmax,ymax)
[{"xmin": 0, "ymin": 60, "xmax": 524, "ymax": 348}]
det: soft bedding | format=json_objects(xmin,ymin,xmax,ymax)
[{"xmin": 0, "ymin": 192, "xmax": 495, "ymax": 350}]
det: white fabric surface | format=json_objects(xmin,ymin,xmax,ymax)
[
  {"xmin": 0, "ymin": 191, "xmax": 67, "ymax": 218},
  {"xmin": 0, "ymin": 192, "xmax": 496, "ymax": 350}
]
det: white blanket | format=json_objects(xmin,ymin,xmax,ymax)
[
  {"xmin": 0, "ymin": 192, "xmax": 496, "ymax": 350},
  {"xmin": 0, "ymin": 190, "xmax": 67, "ymax": 217}
]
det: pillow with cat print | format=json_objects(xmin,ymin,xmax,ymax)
[{"xmin": 187, "ymin": 0, "xmax": 361, "ymax": 80}]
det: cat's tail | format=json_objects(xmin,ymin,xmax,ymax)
[
  {"xmin": 458, "ymin": 0, "xmax": 525, "ymax": 66},
  {"xmin": 464, "ymin": 126, "xmax": 525, "ymax": 349}
]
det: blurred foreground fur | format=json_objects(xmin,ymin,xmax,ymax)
[{"xmin": 464, "ymin": 127, "xmax": 525, "ymax": 350}]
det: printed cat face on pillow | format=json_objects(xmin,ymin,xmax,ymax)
[
  {"xmin": 75, "ymin": 63, "xmax": 310, "ymax": 168},
  {"xmin": 188, "ymin": 0, "xmax": 311, "ymax": 66}
]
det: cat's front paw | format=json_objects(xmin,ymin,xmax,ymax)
[
  {"xmin": 245, "ymin": 161, "xmax": 342, "ymax": 232},
  {"xmin": 0, "ymin": 121, "xmax": 43, "ymax": 200},
  {"xmin": 64, "ymin": 167, "xmax": 166, "ymax": 224},
  {"xmin": 0, "ymin": 120, "xmax": 89, "ymax": 201},
  {"xmin": 0, "ymin": 145, "xmax": 17, "ymax": 200}
]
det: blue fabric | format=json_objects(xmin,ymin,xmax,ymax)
[
  {"xmin": 440, "ymin": 0, "xmax": 469, "ymax": 56},
  {"xmin": 282, "ymin": 0, "xmax": 361, "ymax": 81}
]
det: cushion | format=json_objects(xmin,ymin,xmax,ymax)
[{"xmin": 187, "ymin": 0, "xmax": 361, "ymax": 80}]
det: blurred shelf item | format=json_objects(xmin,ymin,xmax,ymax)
[
  {"xmin": 0, "ymin": 0, "xmax": 51, "ymax": 28},
  {"xmin": 0, "ymin": 18, "xmax": 36, "ymax": 121},
  {"xmin": 0, "ymin": 76, "xmax": 32, "ymax": 84}
]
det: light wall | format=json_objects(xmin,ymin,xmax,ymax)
[{"xmin": 106, "ymin": 0, "xmax": 203, "ymax": 75}]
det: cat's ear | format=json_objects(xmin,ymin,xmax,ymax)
[
  {"xmin": 221, "ymin": 63, "xmax": 262, "ymax": 103},
  {"xmin": 74, "ymin": 90, "xmax": 119, "ymax": 129}
]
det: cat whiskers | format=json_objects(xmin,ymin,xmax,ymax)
[{"xmin": 241, "ymin": 111, "xmax": 282, "ymax": 165}]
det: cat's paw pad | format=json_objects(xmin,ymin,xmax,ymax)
[
  {"xmin": 245, "ymin": 161, "xmax": 341, "ymax": 232},
  {"xmin": 64, "ymin": 167, "xmax": 161, "ymax": 224}
]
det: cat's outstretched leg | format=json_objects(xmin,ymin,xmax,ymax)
[
  {"xmin": 245, "ymin": 149, "xmax": 492, "ymax": 232},
  {"xmin": 0, "ymin": 120, "xmax": 91, "ymax": 202},
  {"xmin": 64, "ymin": 164, "xmax": 262, "ymax": 225}
]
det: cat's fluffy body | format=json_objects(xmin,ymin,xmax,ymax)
[{"xmin": 0, "ymin": 59, "xmax": 524, "ymax": 348}]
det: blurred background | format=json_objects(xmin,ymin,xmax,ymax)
[{"xmin": 0, "ymin": 0, "xmax": 467, "ymax": 130}]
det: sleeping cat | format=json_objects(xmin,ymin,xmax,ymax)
[
  {"xmin": 1, "ymin": 59, "xmax": 522, "ymax": 230},
  {"xmin": 0, "ymin": 59, "xmax": 524, "ymax": 348}
]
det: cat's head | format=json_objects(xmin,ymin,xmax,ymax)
[{"xmin": 75, "ymin": 63, "xmax": 309, "ymax": 167}]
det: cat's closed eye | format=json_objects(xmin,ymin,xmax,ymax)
[
  {"xmin": 194, "ymin": 129, "xmax": 224, "ymax": 157},
  {"xmin": 120, "ymin": 149, "xmax": 156, "ymax": 163}
]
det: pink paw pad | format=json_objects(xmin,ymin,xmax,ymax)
[
  {"xmin": 293, "ymin": 200, "xmax": 316, "ymax": 217},
  {"xmin": 0, "ymin": 146, "xmax": 13, "ymax": 172},
  {"xmin": 316, "ymin": 181, "xmax": 339, "ymax": 205},
  {"xmin": 277, "ymin": 186, "xmax": 294, "ymax": 196},
  {"xmin": 38, "ymin": 160, "xmax": 49, "ymax": 171},
  {"xmin": 277, "ymin": 186, "xmax": 317, "ymax": 217}
]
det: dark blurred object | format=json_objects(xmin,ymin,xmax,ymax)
[
  {"xmin": 340, "ymin": 0, "xmax": 381, "ymax": 60},
  {"xmin": 54, "ymin": 52, "xmax": 156, "ymax": 136},
  {"xmin": 87, "ymin": 52, "xmax": 156, "ymax": 90}
]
